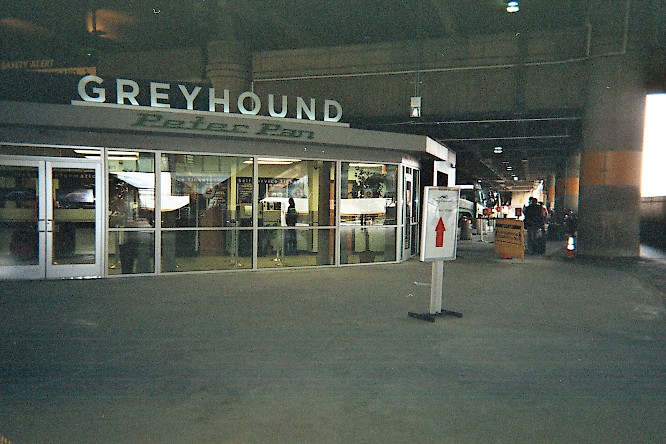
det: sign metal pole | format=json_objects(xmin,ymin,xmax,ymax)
[{"xmin": 429, "ymin": 260, "xmax": 444, "ymax": 314}]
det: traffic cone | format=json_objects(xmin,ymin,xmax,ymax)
[{"xmin": 566, "ymin": 236, "xmax": 576, "ymax": 259}]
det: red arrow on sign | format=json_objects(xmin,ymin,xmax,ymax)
[{"xmin": 435, "ymin": 217, "xmax": 446, "ymax": 247}]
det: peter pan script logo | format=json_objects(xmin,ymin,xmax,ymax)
[
  {"xmin": 131, "ymin": 113, "xmax": 316, "ymax": 140},
  {"xmin": 76, "ymin": 75, "xmax": 343, "ymax": 123}
]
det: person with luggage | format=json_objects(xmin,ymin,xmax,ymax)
[{"xmin": 523, "ymin": 197, "xmax": 546, "ymax": 255}]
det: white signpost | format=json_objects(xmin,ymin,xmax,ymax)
[{"xmin": 409, "ymin": 187, "xmax": 462, "ymax": 322}]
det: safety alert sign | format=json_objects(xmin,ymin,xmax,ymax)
[{"xmin": 419, "ymin": 187, "xmax": 460, "ymax": 262}]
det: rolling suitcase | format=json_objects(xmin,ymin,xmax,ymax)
[{"xmin": 534, "ymin": 229, "xmax": 546, "ymax": 255}]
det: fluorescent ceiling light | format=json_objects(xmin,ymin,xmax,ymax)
[
  {"xmin": 108, "ymin": 151, "xmax": 140, "ymax": 157},
  {"xmin": 76, "ymin": 149, "xmax": 139, "ymax": 157},
  {"xmin": 74, "ymin": 149, "xmax": 102, "ymax": 155},
  {"xmin": 349, "ymin": 163, "xmax": 383, "ymax": 168},
  {"xmin": 243, "ymin": 158, "xmax": 301, "ymax": 165},
  {"xmin": 506, "ymin": 1, "xmax": 520, "ymax": 13},
  {"xmin": 107, "ymin": 156, "xmax": 140, "ymax": 161}
]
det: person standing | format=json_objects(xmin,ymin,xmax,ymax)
[
  {"xmin": 285, "ymin": 198, "xmax": 298, "ymax": 255},
  {"xmin": 523, "ymin": 197, "xmax": 545, "ymax": 255}
]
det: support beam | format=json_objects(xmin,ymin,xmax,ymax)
[
  {"xmin": 578, "ymin": 54, "xmax": 645, "ymax": 258},
  {"xmin": 562, "ymin": 153, "xmax": 581, "ymax": 213}
]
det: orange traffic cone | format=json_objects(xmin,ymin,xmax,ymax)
[{"xmin": 566, "ymin": 236, "xmax": 576, "ymax": 259}]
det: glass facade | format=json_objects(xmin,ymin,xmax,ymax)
[
  {"xmin": 160, "ymin": 154, "xmax": 253, "ymax": 272},
  {"xmin": 2, "ymin": 144, "xmax": 419, "ymax": 277},
  {"xmin": 108, "ymin": 151, "xmax": 156, "ymax": 274},
  {"xmin": 257, "ymin": 159, "xmax": 335, "ymax": 268},
  {"xmin": 340, "ymin": 162, "xmax": 398, "ymax": 264}
]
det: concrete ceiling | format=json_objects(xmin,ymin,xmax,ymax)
[
  {"xmin": 1, "ymin": 1, "xmax": 596, "ymax": 54},
  {"xmin": 2, "ymin": 0, "xmax": 664, "ymax": 191}
]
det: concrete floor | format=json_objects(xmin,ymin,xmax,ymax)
[{"xmin": 1, "ymin": 238, "xmax": 665, "ymax": 443}]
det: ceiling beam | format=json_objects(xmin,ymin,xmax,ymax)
[{"xmin": 429, "ymin": 0, "xmax": 458, "ymax": 37}]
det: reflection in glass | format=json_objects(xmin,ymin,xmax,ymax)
[
  {"xmin": 51, "ymin": 167, "xmax": 96, "ymax": 265},
  {"xmin": 258, "ymin": 228, "xmax": 334, "ymax": 268},
  {"xmin": 108, "ymin": 231, "xmax": 154, "ymax": 274},
  {"xmin": 161, "ymin": 154, "xmax": 253, "ymax": 229},
  {"xmin": 161, "ymin": 229, "xmax": 252, "ymax": 272},
  {"xmin": 256, "ymin": 159, "xmax": 335, "ymax": 268},
  {"xmin": 157, "ymin": 154, "xmax": 254, "ymax": 271},
  {"xmin": 0, "ymin": 165, "xmax": 39, "ymax": 265},
  {"xmin": 108, "ymin": 151, "xmax": 156, "ymax": 229},
  {"xmin": 340, "ymin": 163, "xmax": 398, "ymax": 225},
  {"xmin": 340, "ymin": 226, "xmax": 396, "ymax": 264},
  {"xmin": 258, "ymin": 159, "xmax": 335, "ymax": 228}
]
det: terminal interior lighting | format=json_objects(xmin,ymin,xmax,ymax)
[
  {"xmin": 506, "ymin": 1, "xmax": 520, "ymax": 13},
  {"xmin": 494, "ymin": 146, "xmax": 503, "ymax": 154},
  {"xmin": 243, "ymin": 157, "xmax": 301, "ymax": 165},
  {"xmin": 349, "ymin": 163, "xmax": 383, "ymax": 168}
]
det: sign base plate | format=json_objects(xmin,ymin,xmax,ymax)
[{"xmin": 408, "ymin": 309, "xmax": 463, "ymax": 322}]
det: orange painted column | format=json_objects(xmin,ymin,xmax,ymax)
[
  {"xmin": 547, "ymin": 174, "xmax": 556, "ymax": 211},
  {"xmin": 578, "ymin": 55, "xmax": 646, "ymax": 258},
  {"xmin": 562, "ymin": 153, "xmax": 580, "ymax": 213}
]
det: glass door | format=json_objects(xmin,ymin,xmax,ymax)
[
  {"xmin": 47, "ymin": 160, "xmax": 102, "ymax": 278},
  {"xmin": 402, "ymin": 166, "xmax": 421, "ymax": 260},
  {"xmin": 0, "ymin": 160, "xmax": 42, "ymax": 279},
  {"xmin": 0, "ymin": 158, "xmax": 102, "ymax": 279},
  {"xmin": 403, "ymin": 167, "xmax": 414, "ymax": 259}
]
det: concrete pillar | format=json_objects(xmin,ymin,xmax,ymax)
[
  {"xmin": 206, "ymin": 40, "xmax": 252, "ymax": 113},
  {"xmin": 317, "ymin": 162, "xmax": 333, "ymax": 265},
  {"xmin": 578, "ymin": 54, "xmax": 645, "ymax": 258},
  {"xmin": 562, "ymin": 153, "xmax": 581, "ymax": 213},
  {"xmin": 546, "ymin": 174, "xmax": 556, "ymax": 211}
]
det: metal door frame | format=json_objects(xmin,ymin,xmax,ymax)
[
  {"xmin": 402, "ymin": 166, "xmax": 414, "ymax": 259},
  {"xmin": 0, "ymin": 156, "xmax": 103, "ymax": 279}
]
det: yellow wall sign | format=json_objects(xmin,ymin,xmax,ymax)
[{"xmin": 495, "ymin": 219, "xmax": 525, "ymax": 259}]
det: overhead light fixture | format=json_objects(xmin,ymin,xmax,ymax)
[
  {"xmin": 507, "ymin": 166, "xmax": 513, "ymax": 171},
  {"xmin": 349, "ymin": 163, "xmax": 383, "ymax": 168},
  {"xmin": 109, "ymin": 151, "xmax": 139, "ymax": 157},
  {"xmin": 243, "ymin": 158, "xmax": 301, "ymax": 165},
  {"xmin": 506, "ymin": 1, "xmax": 520, "ymax": 13},
  {"xmin": 76, "ymin": 149, "xmax": 140, "ymax": 158},
  {"xmin": 513, "ymin": 176, "xmax": 519, "ymax": 181},
  {"xmin": 74, "ymin": 149, "xmax": 102, "ymax": 155},
  {"xmin": 494, "ymin": 146, "xmax": 503, "ymax": 154},
  {"xmin": 410, "ymin": 96, "xmax": 421, "ymax": 118}
]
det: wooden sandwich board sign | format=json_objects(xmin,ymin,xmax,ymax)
[{"xmin": 494, "ymin": 219, "xmax": 525, "ymax": 260}]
